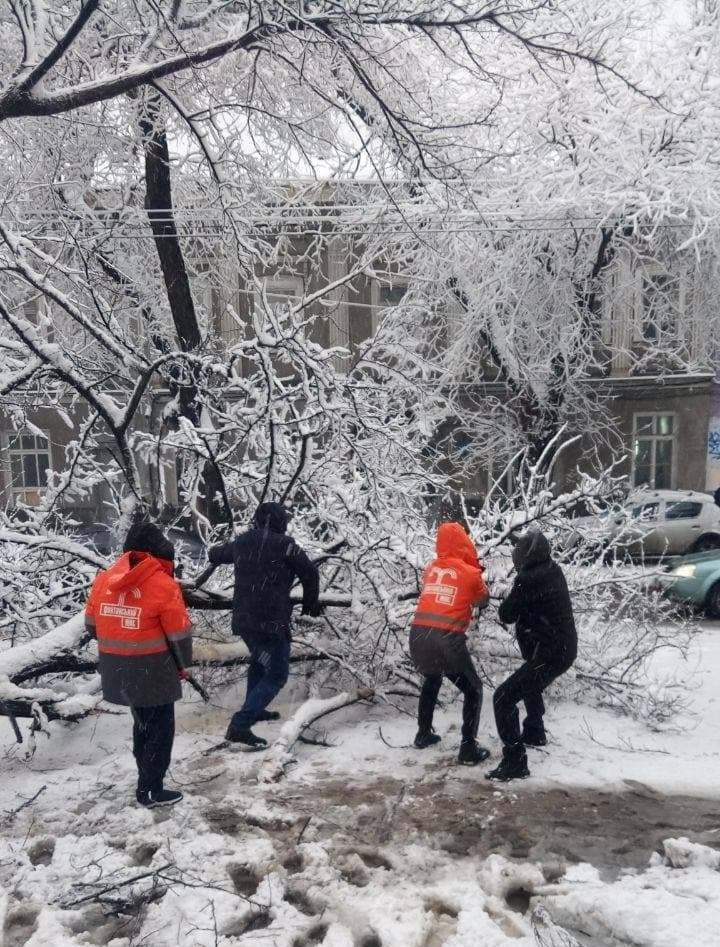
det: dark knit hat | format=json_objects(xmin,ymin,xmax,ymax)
[{"xmin": 123, "ymin": 521, "xmax": 175, "ymax": 562}]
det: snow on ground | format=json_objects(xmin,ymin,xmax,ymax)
[{"xmin": 1, "ymin": 624, "xmax": 719, "ymax": 946}]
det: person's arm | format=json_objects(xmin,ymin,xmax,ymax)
[
  {"xmin": 159, "ymin": 582, "xmax": 193, "ymax": 666},
  {"xmin": 84, "ymin": 577, "xmax": 99, "ymax": 639},
  {"xmin": 208, "ymin": 540, "xmax": 234, "ymax": 566},
  {"xmin": 289, "ymin": 542, "xmax": 321, "ymax": 615},
  {"xmin": 472, "ymin": 568, "xmax": 489, "ymax": 608},
  {"xmin": 498, "ymin": 575, "xmax": 524, "ymax": 625}
]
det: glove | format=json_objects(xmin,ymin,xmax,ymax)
[{"xmin": 302, "ymin": 601, "xmax": 324, "ymax": 617}]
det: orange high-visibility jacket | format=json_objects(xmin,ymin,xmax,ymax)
[
  {"xmin": 411, "ymin": 523, "xmax": 488, "ymax": 635},
  {"xmin": 86, "ymin": 552, "xmax": 191, "ymax": 707}
]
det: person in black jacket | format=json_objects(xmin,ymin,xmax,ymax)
[
  {"xmin": 486, "ymin": 529, "xmax": 577, "ymax": 782},
  {"xmin": 208, "ymin": 502, "xmax": 321, "ymax": 747}
]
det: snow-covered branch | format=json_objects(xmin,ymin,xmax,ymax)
[{"xmin": 259, "ymin": 687, "xmax": 374, "ymax": 783}]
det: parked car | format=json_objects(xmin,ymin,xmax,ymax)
[
  {"xmin": 658, "ymin": 550, "xmax": 720, "ymax": 617},
  {"xmin": 565, "ymin": 489, "xmax": 720, "ymax": 560}
]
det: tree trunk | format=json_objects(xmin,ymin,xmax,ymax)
[
  {"xmin": 139, "ymin": 91, "xmax": 228, "ymax": 525},
  {"xmin": 139, "ymin": 93, "xmax": 201, "ymax": 354}
]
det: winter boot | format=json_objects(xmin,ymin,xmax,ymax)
[
  {"xmin": 225, "ymin": 726, "xmax": 268, "ymax": 749},
  {"xmin": 414, "ymin": 729, "xmax": 441, "ymax": 749},
  {"xmin": 485, "ymin": 744, "xmax": 530, "ymax": 782},
  {"xmin": 521, "ymin": 722, "xmax": 547, "ymax": 747},
  {"xmin": 458, "ymin": 740, "xmax": 491, "ymax": 766},
  {"xmin": 257, "ymin": 710, "xmax": 281, "ymax": 722},
  {"xmin": 136, "ymin": 787, "xmax": 183, "ymax": 808}
]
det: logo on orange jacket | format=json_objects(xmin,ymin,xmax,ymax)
[
  {"xmin": 425, "ymin": 566, "xmax": 458, "ymax": 605},
  {"xmin": 99, "ymin": 587, "xmax": 141, "ymax": 629}
]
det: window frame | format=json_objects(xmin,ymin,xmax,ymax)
[
  {"xmin": 371, "ymin": 278, "xmax": 408, "ymax": 334},
  {"xmin": 633, "ymin": 263, "xmax": 685, "ymax": 344},
  {"xmin": 486, "ymin": 458, "xmax": 515, "ymax": 498},
  {"xmin": 253, "ymin": 275, "xmax": 304, "ymax": 316},
  {"xmin": 631, "ymin": 412, "xmax": 677, "ymax": 490},
  {"xmin": 2, "ymin": 430, "xmax": 52, "ymax": 506}
]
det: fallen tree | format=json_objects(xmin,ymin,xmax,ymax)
[
  {"xmin": 0, "ymin": 612, "xmax": 337, "ymax": 737},
  {"xmin": 0, "ymin": 436, "xmax": 694, "ymax": 748}
]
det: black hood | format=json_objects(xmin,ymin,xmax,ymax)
[
  {"xmin": 512, "ymin": 529, "xmax": 551, "ymax": 571},
  {"xmin": 123, "ymin": 521, "xmax": 175, "ymax": 562},
  {"xmin": 253, "ymin": 502, "xmax": 290, "ymax": 534}
]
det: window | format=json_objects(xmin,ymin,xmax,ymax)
[
  {"xmin": 632, "ymin": 414, "xmax": 675, "ymax": 489},
  {"xmin": 665, "ymin": 501, "xmax": 702, "ymax": 521},
  {"xmin": 378, "ymin": 284, "xmax": 407, "ymax": 309},
  {"xmin": 630, "ymin": 502, "xmax": 660, "ymax": 520},
  {"xmin": 254, "ymin": 276, "xmax": 303, "ymax": 314},
  {"xmin": 6, "ymin": 433, "xmax": 51, "ymax": 505},
  {"xmin": 638, "ymin": 269, "xmax": 681, "ymax": 342},
  {"xmin": 487, "ymin": 458, "xmax": 515, "ymax": 497},
  {"xmin": 372, "ymin": 280, "xmax": 407, "ymax": 332}
]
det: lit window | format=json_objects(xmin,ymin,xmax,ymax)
[
  {"xmin": 6, "ymin": 433, "xmax": 51, "ymax": 505},
  {"xmin": 632, "ymin": 414, "xmax": 675, "ymax": 489}
]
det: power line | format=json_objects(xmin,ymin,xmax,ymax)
[
  {"xmin": 1, "ymin": 205, "xmax": 707, "ymax": 227},
  {"xmin": 1, "ymin": 223, "xmax": 703, "ymax": 239}
]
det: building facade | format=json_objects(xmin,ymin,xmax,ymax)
[{"xmin": 1, "ymin": 213, "xmax": 717, "ymax": 522}]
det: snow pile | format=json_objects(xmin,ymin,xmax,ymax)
[
  {"xmin": 543, "ymin": 842, "xmax": 720, "ymax": 947},
  {"xmin": 661, "ymin": 837, "xmax": 720, "ymax": 871}
]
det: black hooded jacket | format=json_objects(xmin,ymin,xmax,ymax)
[
  {"xmin": 208, "ymin": 502, "xmax": 319, "ymax": 637},
  {"xmin": 498, "ymin": 530, "xmax": 577, "ymax": 668}
]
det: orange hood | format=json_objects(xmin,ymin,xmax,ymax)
[
  {"xmin": 435, "ymin": 522, "xmax": 482, "ymax": 570},
  {"xmin": 108, "ymin": 551, "xmax": 174, "ymax": 591}
]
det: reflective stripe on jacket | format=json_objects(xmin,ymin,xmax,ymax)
[
  {"xmin": 86, "ymin": 552, "xmax": 192, "ymax": 706},
  {"xmin": 412, "ymin": 523, "xmax": 488, "ymax": 637}
]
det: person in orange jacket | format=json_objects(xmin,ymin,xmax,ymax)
[
  {"xmin": 409, "ymin": 522, "xmax": 490, "ymax": 765},
  {"xmin": 85, "ymin": 521, "xmax": 192, "ymax": 808}
]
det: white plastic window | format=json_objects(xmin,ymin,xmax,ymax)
[
  {"xmin": 632, "ymin": 414, "xmax": 675, "ymax": 489},
  {"xmin": 6, "ymin": 432, "xmax": 51, "ymax": 505}
]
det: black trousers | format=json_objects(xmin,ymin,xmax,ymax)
[
  {"xmin": 419, "ymin": 672, "xmax": 481, "ymax": 743},
  {"xmin": 493, "ymin": 658, "xmax": 566, "ymax": 746},
  {"xmin": 410, "ymin": 627, "xmax": 483, "ymax": 744},
  {"xmin": 132, "ymin": 703, "xmax": 175, "ymax": 794}
]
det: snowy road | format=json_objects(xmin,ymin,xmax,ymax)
[{"xmin": 1, "ymin": 623, "xmax": 719, "ymax": 946}]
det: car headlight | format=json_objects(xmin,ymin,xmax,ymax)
[{"xmin": 671, "ymin": 564, "xmax": 696, "ymax": 578}]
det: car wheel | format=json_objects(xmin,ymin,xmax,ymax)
[
  {"xmin": 705, "ymin": 581, "xmax": 720, "ymax": 619},
  {"xmin": 692, "ymin": 535, "xmax": 720, "ymax": 553}
]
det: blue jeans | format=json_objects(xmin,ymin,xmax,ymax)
[{"xmin": 229, "ymin": 632, "xmax": 291, "ymax": 732}]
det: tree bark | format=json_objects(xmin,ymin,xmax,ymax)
[
  {"xmin": 140, "ymin": 94, "xmax": 201, "ymax": 354},
  {"xmin": 139, "ymin": 91, "xmax": 228, "ymax": 525}
]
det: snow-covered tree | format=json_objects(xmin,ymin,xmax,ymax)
[{"xmin": 0, "ymin": 2, "xmax": 705, "ymax": 738}]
